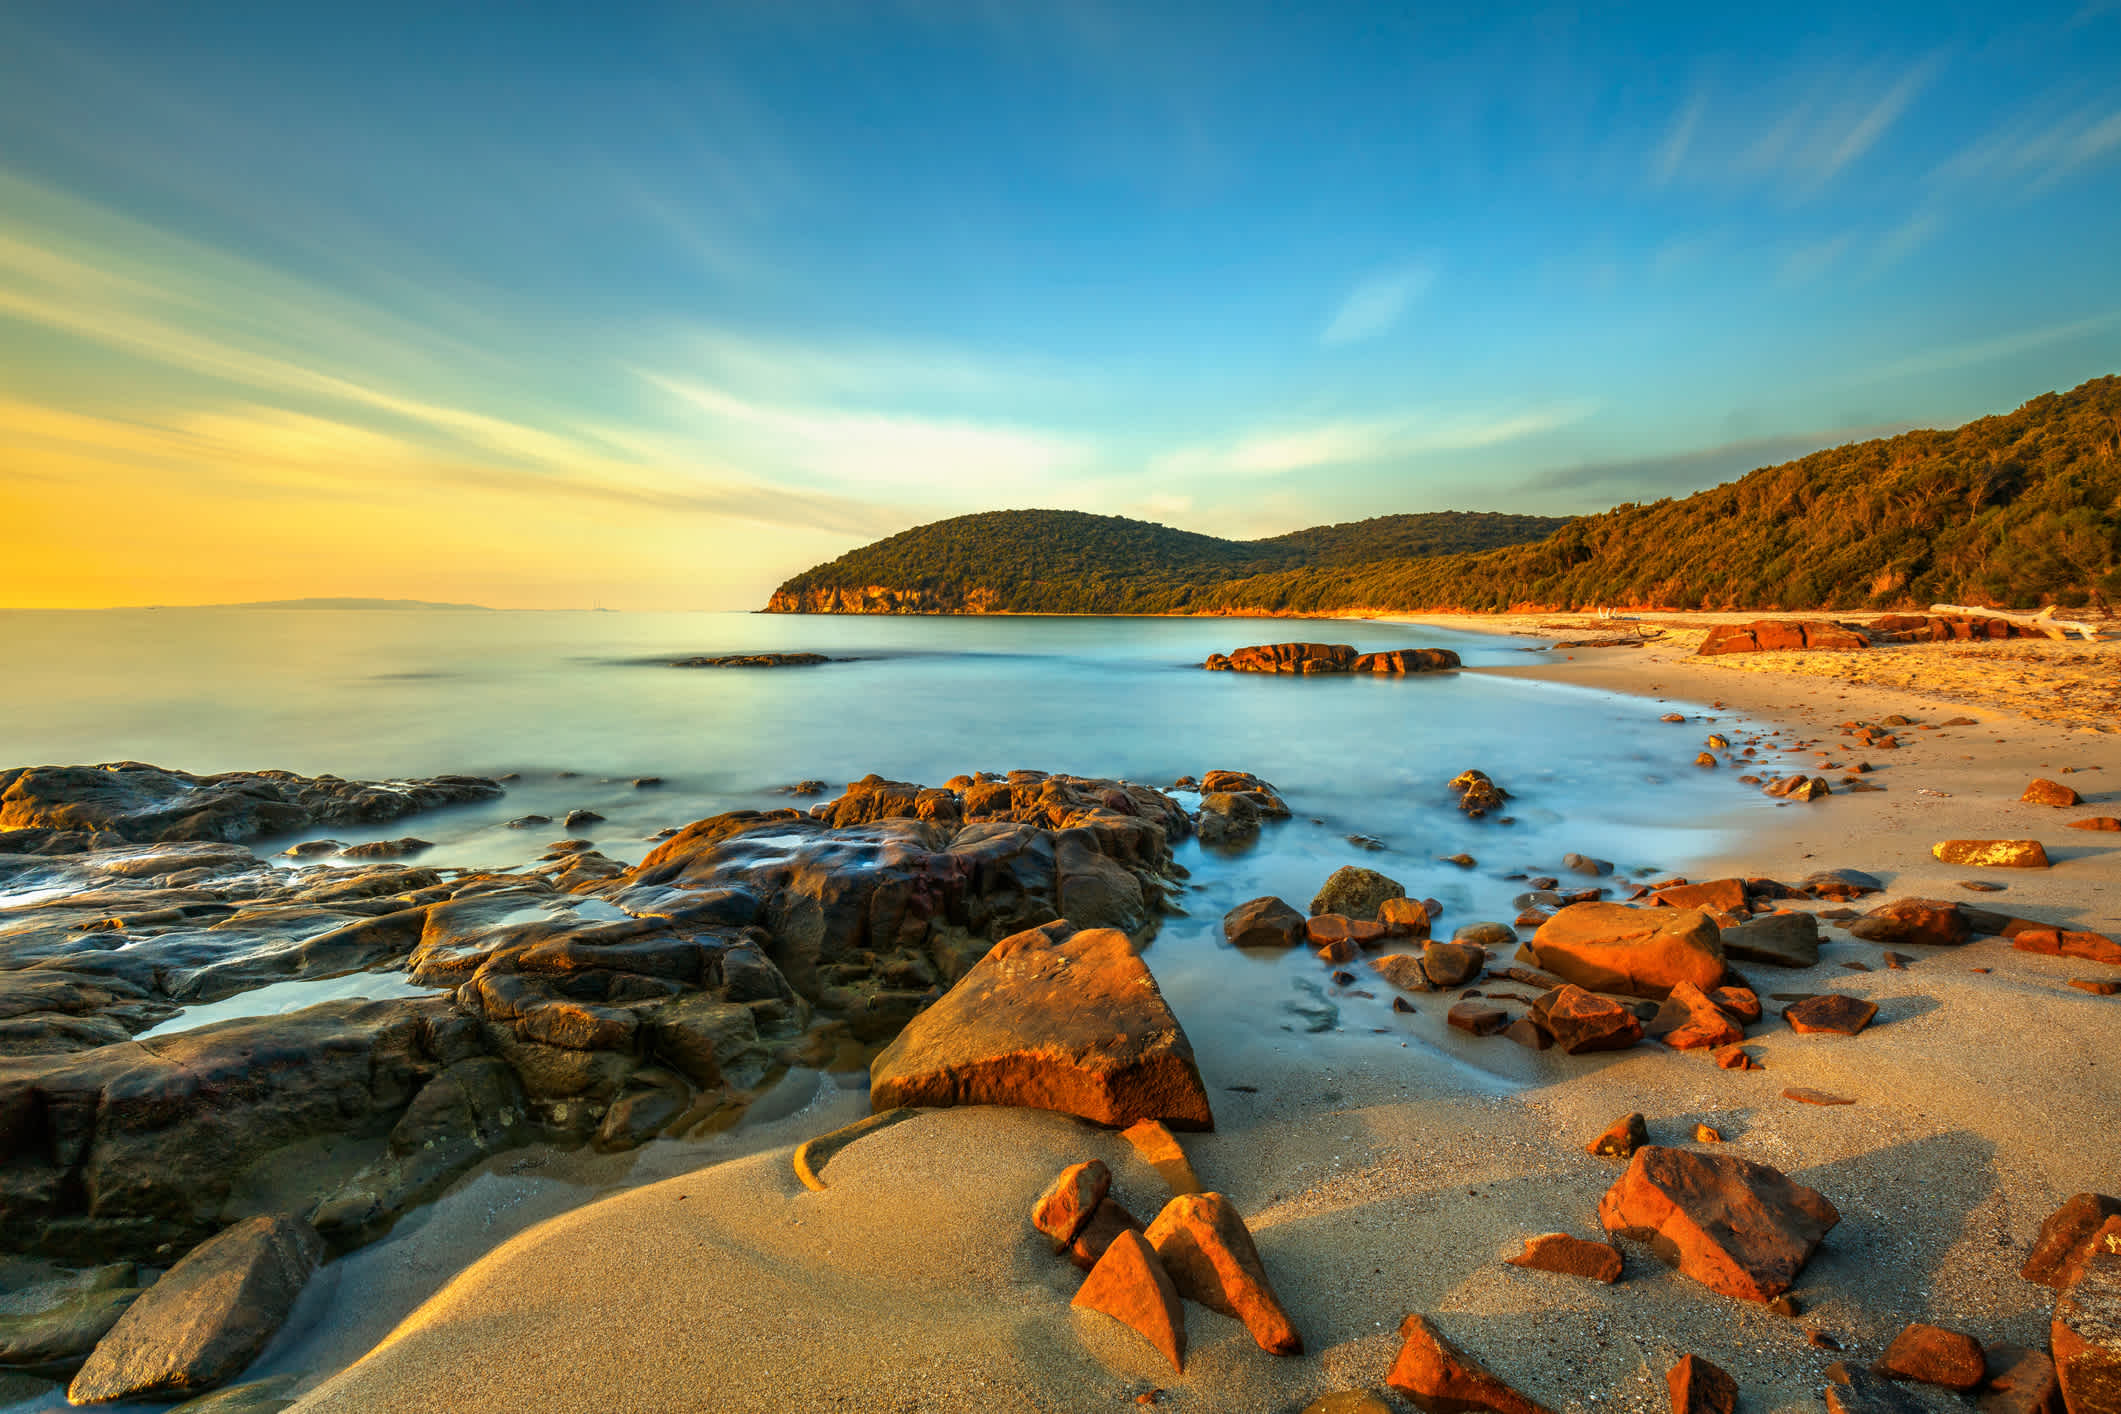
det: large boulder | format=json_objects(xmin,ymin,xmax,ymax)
[
  {"xmin": 2053, "ymin": 1251, "xmax": 2121, "ymax": 1414},
  {"xmin": 67, "ymin": 1214, "xmax": 322, "ymax": 1404},
  {"xmin": 1525, "ymin": 904, "xmax": 1725, "ymax": 999},
  {"xmin": 1598, "ymin": 1146, "xmax": 1838, "ymax": 1303},
  {"xmin": 1222, "ymin": 897, "xmax": 1305, "ymax": 948},
  {"xmin": 1698, "ymin": 620, "xmax": 1871, "ymax": 655},
  {"xmin": 868, "ymin": 922, "xmax": 1212, "ymax": 1130},
  {"xmin": 1310, "ymin": 866, "xmax": 1406, "ymax": 921},
  {"xmin": 1720, "ymin": 912, "xmax": 1821, "ymax": 968},
  {"xmin": 0, "ymin": 763, "xmax": 501, "ymax": 844}
]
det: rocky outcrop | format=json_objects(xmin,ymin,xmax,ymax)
[
  {"xmin": 1868, "ymin": 613, "xmax": 2038, "ymax": 642},
  {"xmin": 765, "ymin": 584, "xmax": 1001, "ymax": 614},
  {"xmin": 1525, "ymin": 904, "xmax": 1726, "ymax": 999},
  {"xmin": 67, "ymin": 1214, "xmax": 321, "ymax": 1404},
  {"xmin": 669, "ymin": 652, "xmax": 832, "ymax": 668},
  {"xmin": 1698, "ymin": 620, "xmax": 1871, "ymax": 655},
  {"xmin": 867, "ymin": 922, "xmax": 1212, "ymax": 1130},
  {"xmin": 1203, "ymin": 643, "xmax": 1460, "ymax": 673},
  {"xmin": 0, "ymin": 763, "xmax": 502, "ymax": 844},
  {"xmin": 1598, "ymin": 1146, "xmax": 1838, "ymax": 1303}
]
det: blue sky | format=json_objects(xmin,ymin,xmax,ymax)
[{"xmin": 2, "ymin": 0, "xmax": 2118, "ymax": 607}]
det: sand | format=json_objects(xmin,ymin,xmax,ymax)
[{"xmin": 284, "ymin": 614, "xmax": 2121, "ymax": 1414}]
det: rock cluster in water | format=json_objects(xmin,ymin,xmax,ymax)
[{"xmin": 1202, "ymin": 642, "xmax": 1462, "ymax": 674}]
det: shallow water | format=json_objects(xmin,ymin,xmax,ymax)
[{"xmin": 135, "ymin": 971, "xmax": 448, "ymax": 1040}]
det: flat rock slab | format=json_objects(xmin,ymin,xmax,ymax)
[
  {"xmin": 68, "ymin": 1214, "xmax": 322, "ymax": 1404},
  {"xmin": 1720, "ymin": 911, "xmax": 1821, "ymax": 968},
  {"xmin": 1784, "ymin": 1087, "xmax": 1857, "ymax": 1106},
  {"xmin": 1526, "ymin": 904, "xmax": 1725, "ymax": 999},
  {"xmin": 793, "ymin": 1107, "xmax": 924, "ymax": 1191},
  {"xmin": 1505, "ymin": 1232, "xmax": 1622, "ymax": 1283},
  {"xmin": 1598, "ymin": 1146, "xmax": 1839, "ymax": 1303},
  {"xmin": 1784, "ymin": 994, "xmax": 1880, "ymax": 1036},
  {"xmin": 869, "ymin": 922, "xmax": 1213, "ymax": 1130}
]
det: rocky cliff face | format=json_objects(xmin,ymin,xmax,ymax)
[{"xmin": 764, "ymin": 585, "xmax": 1001, "ymax": 614}]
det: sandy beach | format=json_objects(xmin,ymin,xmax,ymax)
[{"xmin": 267, "ymin": 613, "xmax": 2121, "ymax": 1414}]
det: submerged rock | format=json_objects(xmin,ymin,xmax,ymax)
[{"xmin": 1310, "ymin": 866, "xmax": 1406, "ymax": 921}]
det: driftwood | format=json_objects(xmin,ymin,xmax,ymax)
[{"xmin": 1928, "ymin": 604, "xmax": 2098, "ymax": 642}]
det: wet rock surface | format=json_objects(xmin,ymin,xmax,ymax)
[{"xmin": 1203, "ymin": 643, "xmax": 1461, "ymax": 674}]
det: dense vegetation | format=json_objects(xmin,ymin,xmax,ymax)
[{"xmin": 768, "ymin": 377, "xmax": 2121, "ymax": 614}]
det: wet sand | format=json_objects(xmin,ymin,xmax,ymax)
[{"xmin": 287, "ymin": 615, "xmax": 2121, "ymax": 1414}]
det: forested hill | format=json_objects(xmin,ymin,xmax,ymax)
[{"xmin": 765, "ymin": 376, "xmax": 2121, "ymax": 614}]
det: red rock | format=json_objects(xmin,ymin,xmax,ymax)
[
  {"xmin": 1122, "ymin": 1119, "xmax": 1202, "ymax": 1197},
  {"xmin": 1693, "ymin": 1123, "xmax": 1722, "ymax": 1143},
  {"xmin": 1387, "ymin": 1313, "xmax": 1553, "ymax": 1414},
  {"xmin": 1649, "ymin": 981, "xmax": 1743, "ymax": 1050},
  {"xmin": 1526, "ymin": 904, "xmax": 1726, "ymax": 1000},
  {"xmin": 1848, "ymin": 899, "xmax": 1972, "ymax": 948},
  {"xmin": 2023, "ymin": 1194, "xmax": 2121, "ymax": 1287},
  {"xmin": 1223, "ymin": 897, "xmax": 1306, "ymax": 948},
  {"xmin": 1373, "ymin": 953, "xmax": 1434, "ymax": 992},
  {"xmin": 1587, "ymin": 1112, "xmax": 1648, "ymax": 1158},
  {"xmin": 1783, "ymin": 993, "xmax": 1879, "ymax": 1036},
  {"xmin": 1034, "ymin": 1159, "xmax": 1111, "ymax": 1250},
  {"xmin": 1306, "ymin": 913, "xmax": 1358, "ymax": 946},
  {"xmin": 1874, "ymin": 1323, "xmax": 1984, "ymax": 1389},
  {"xmin": 1530, "ymin": 984, "xmax": 1644, "ymax": 1054},
  {"xmin": 1667, "ymin": 1354, "xmax": 1738, "ymax": 1414},
  {"xmin": 2014, "ymin": 928, "xmax": 2121, "ymax": 965},
  {"xmin": 1066, "ymin": 1197, "xmax": 1145, "ymax": 1271},
  {"xmin": 1978, "ymin": 1343, "xmax": 2063, "ymax": 1414},
  {"xmin": 1447, "ymin": 1001, "xmax": 1509, "ymax": 1036},
  {"xmin": 1598, "ymin": 1145, "xmax": 1839, "ymax": 1303},
  {"xmin": 1713, "ymin": 1044, "xmax": 1759, "ymax": 1070},
  {"xmin": 1783, "ymin": 1087, "xmax": 1855, "ymax": 1106},
  {"xmin": 1710, "ymin": 986, "xmax": 1762, "ymax": 1022},
  {"xmin": 2023, "ymin": 779, "xmax": 2084, "ymax": 807},
  {"xmin": 1378, "ymin": 896, "xmax": 1434, "ymax": 939},
  {"xmin": 1143, "ymin": 1192, "xmax": 1300, "ymax": 1356},
  {"xmin": 1072, "ymin": 1228, "xmax": 1186, "ymax": 1372},
  {"xmin": 1423, "ymin": 942, "xmax": 1487, "ymax": 987},
  {"xmin": 1503, "ymin": 1016, "xmax": 1552, "ymax": 1050},
  {"xmin": 1933, "ymin": 839, "xmax": 2051, "ymax": 869},
  {"xmin": 1653, "ymin": 879, "xmax": 1749, "ymax": 914},
  {"xmin": 2052, "ymin": 1250, "xmax": 2121, "ymax": 1414},
  {"xmin": 869, "ymin": 922, "xmax": 1213, "ymax": 1130},
  {"xmin": 1315, "ymin": 937, "xmax": 1359, "ymax": 964},
  {"xmin": 2073, "ymin": 979, "xmax": 2121, "ymax": 996},
  {"xmin": 2069, "ymin": 817, "xmax": 2121, "ymax": 832},
  {"xmin": 1505, "ymin": 1232, "xmax": 1622, "ymax": 1283}
]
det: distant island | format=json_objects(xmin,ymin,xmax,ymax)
[
  {"xmin": 767, "ymin": 375, "xmax": 2120, "ymax": 615},
  {"xmin": 148, "ymin": 598, "xmax": 495, "ymax": 611}
]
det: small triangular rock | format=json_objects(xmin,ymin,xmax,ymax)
[
  {"xmin": 1143, "ymin": 1192, "xmax": 1300, "ymax": 1355},
  {"xmin": 1072, "ymin": 1228, "xmax": 1185, "ymax": 1373},
  {"xmin": 1387, "ymin": 1313, "xmax": 1552, "ymax": 1414},
  {"xmin": 1033, "ymin": 1159, "xmax": 1111, "ymax": 1251}
]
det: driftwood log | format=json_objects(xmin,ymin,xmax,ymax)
[{"xmin": 1928, "ymin": 604, "xmax": 2098, "ymax": 642}]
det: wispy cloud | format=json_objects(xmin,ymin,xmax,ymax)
[
  {"xmin": 1857, "ymin": 311, "xmax": 2121, "ymax": 383},
  {"xmin": 1657, "ymin": 56, "xmax": 1943, "ymax": 197},
  {"xmin": 1148, "ymin": 401, "xmax": 1598, "ymax": 480},
  {"xmin": 1780, "ymin": 232, "xmax": 1855, "ymax": 286},
  {"xmin": 1652, "ymin": 95, "xmax": 1704, "ymax": 186},
  {"xmin": 1933, "ymin": 105, "xmax": 2121, "ymax": 193},
  {"xmin": 1320, "ymin": 265, "xmax": 1434, "ymax": 346}
]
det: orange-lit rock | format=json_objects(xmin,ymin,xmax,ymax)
[
  {"xmin": 1072, "ymin": 1229, "xmax": 1186, "ymax": 1373},
  {"xmin": 1387, "ymin": 1313, "xmax": 1552, "ymax": 1414},
  {"xmin": 1526, "ymin": 904, "xmax": 1725, "ymax": 999},
  {"xmin": 1598, "ymin": 1146, "xmax": 1838, "ymax": 1303},
  {"xmin": 1143, "ymin": 1192, "xmax": 1301, "ymax": 1356}
]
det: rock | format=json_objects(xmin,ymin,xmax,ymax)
[
  {"xmin": 1503, "ymin": 1017, "xmax": 1551, "ymax": 1050},
  {"xmin": 1667, "ymin": 1354, "xmax": 1738, "ymax": 1414},
  {"xmin": 0, "ymin": 1279, "xmax": 142, "ymax": 1369},
  {"xmin": 1825, "ymin": 1362, "xmax": 1929, "ymax": 1414},
  {"xmin": 1371, "ymin": 953, "xmax": 1434, "ymax": 993},
  {"xmin": 2070, "ymin": 817, "xmax": 2121, "ymax": 832},
  {"xmin": 1597, "ymin": 1146, "xmax": 1838, "ymax": 1303},
  {"xmin": 1453, "ymin": 922, "xmax": 1517, "ymax": 948},
  {"xmin": 1143, "ymin": 1192, "xmax": 1300, "ymax": 1355},
  {"xmin": 67, "ymin": 1215, "xmax": 322, "ymax": 1404},
  {"xmin": 1563, "ymin": 853, "xmax": 1613, "ymax": 877},
  {"xmin": 1122, "ymin": 1119, "xmax": 1202, "ymax": 1196},
  {"xmin": 1423, "ymin": 942, "xmax": 1487, "ymax": 988},
  {"xmin": 1301, "ymin": 1395, "xmax": 1392, "ymax": 1414},
  {"xmin": 1387, "ymin": 1312, "xmax": 1552, "ymax": 1414},
  {"xmin": 792, "ymin": 1108, "xmax": 924, "ymax": 1192},
  {"xmin": 1447, "ymin": 1001, "xmax": 1509, "ymax": 1036},
  {"xmin": 2013, "ymin": 928, "xmax": 2121, "ymax": 966},
  {"xmin": 1806, "ymin": 869, "xmax": 1885, "ymax": 900},
  {"xmin": 1525, "ymin": 904, "xmax": 1725, "ymax": 1000},
  {"xmin": 869, "ymin": 923, "xmax": 1212, "ymax": 1130},
  {"xmin": 1979, "ymin": 1343, "xmax": 2064, "ymax": 1414},
  {"xmin": 1449, "ymin": 770, "xmax": 1511, "ymax": 819},
  {"xmin": 2076, "ymin": 980, "xmax": 2121, "ymax": 996},
  {"xmin": 1645, "ymin": 981, "xmax": 1744, "ymax": 1051},
  {"xmin": 1066, "ymin": 1197, "xmax": 1145, "ymax": 1272},
  {"xmin": 0, "ymin": 763, "xmax": 502, "ymax": 844},
  {"xmin": 1072, "ymin": 1229, "xmax": 1185, "ymax": 1373},
  {"xmin": 1710, "ymin": 986, "xmax": 1761, "ymax": 1023},
  {"xmin": 1504, "ymin": 1232, "xmax": 1622, "ymax": 1283},
  {"xmin": 1034, "ymin": 1159, "xmax": 1113, "ymax": 1250},
  {"xmin": 1783, "ymin": 994, "xmax": 1879, "ymax": 1036},
  {"xmin": 1714, "ymin": 1044, "xmax": 1759, "ymax": 1070},
  {"xmin": 1849, "ymin": 899, "xmax": 1972, "ymax": 948},
  {"xmin": 1351, "ymin": 648, "xmax": 1463, "ymax": 674},
  {"xmin": 1530, "ymin": 985, "xmax": 1644, "ymax": 1054},
  {"xmin": 1223, "ymin": 897, "xmax": 1305, "ymax": 947},
  {"xmin": 1652, "ymin": 878, "xmax": 1747, "ymax": 914},
  {"xmin": 1307, "ymin": 915, "xmax": 1387, "ymax": 950},
  {"xmin": 1378, "ymin": 896, "xmax": 1433, "ymax": 939},
  {"xmin": 2053, "ymin": 1251, "xmax": 2121, "ymax": 1414},
  {"xmin": 1934, "ymin": 840, "xmax": 2050, "ymax": 868},
  {"xmin": 1695, "ymin": 753, "xmax": 1718, "ymax": 768},
  {"xmin": 1783, "ymin": 1087, "xmax": 1855, "ymax": 1105},
  {"xmin": 1721, "ymin": 912, "xmax": 1822, "ymax": 968},
  {"xmin": 2024, "ymin": 779, "xmax": 2084, "ymax": 807},
  {"xmin": 1588, "ymin": 1113, "xmax": 1648, "ymax": 1159},
  {"xmin": 1197, "ymin": 791, "xmax": 1262, "ymax": 848},
  {"xmin": 671, "ymin": 652, "xmax": 831, "ymax": 668},
  {"xmin": 2024, "ymin": 1194, "xmax": 2121, "ymax": 1287},
  {"xmin": 1310, "ymin": 866, "xmax": 1406, "ymax": 921},
  {"xmin": 1875, "ymin": 1323, "xmax": 1985, "ymax": 1389},
  {"xmin": 1693, "ymin": 1123, "xmax": 1722, "ymax": 1143}
]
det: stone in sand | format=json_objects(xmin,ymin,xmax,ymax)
[
  {"xmin": 1530, "ymin": 985, "xmax": 1643, "ymax": 1054},
  {"xmin": 1033, "ymin": 1159, "xmax": 1112, "ymax": 1251},
  {"xmin": 1979, "ymin": 1344, "xmax": 2063, "ymax": 1414},
  {"xmin": 1122, "ymin": 1119, "xmax": 1202, "ymax": 1196},
  {"xmin": 1721, "ymin": 911, "xmax": 1821, "ymax": 968},
  {"xmin": 1387, "ymin": 1312, "xmax": 1553, "ymax": 1414},
  {"xmin": 2024, "ymin": 779, "xmax": 2084, "ymax": 807},
  {"xmin": 1587, "ymin": 1112, "xmax": 1648, "ymax": 1159},
  {"xmin": 2051, "ymin": 1251, "xmax": 2121, "ymax": 1414},
  {"xmin": 1825, "ymin": 1363, "xmax": 1928, "ymax": 1414},
  {"xmin": 1372, "ymin": 953, "xmax": 1434, "ymax": 992},
  {"xmin": 1848, "ymin": 899, "xmax": 1972, "ymax": 948},
  {"xmin": 1505, "ymin": 1232, "xmax": 1622, "ymax": 1283},
  {"xmin": 793, "ymin": 1108, "xmax": 924, "ymax": 1192},
  {"xmin": 2023, "ymin": 1194, "xmax": 2121, "ymax": 1287},
  {"xmin": 1071, "ymin": 1229, "xmax": 1185, "ymax": 1374},
  {"xmin": 1066, "ymin": 1198, "xmax": 1145, "ymax": 1272},
  {"xmin": 1526, "ymin": 904, "xmax": 1725, "ymax": 1000},
  {"xmin": 2070, "ymin": 817, "xmax": 2121, "ymax": 832},
  {"xmin": 1423, "ymin": 941, "xmax": 1487, "ymax": 987},
  {"xmin": 1652, "ymin": 878, "xmax": 1748, "ymax": 914},
  {"xmin": 1143, "ymin": 1191, "xmax": 1300, "ymax": 1355},
  {"xmin": 2076, "ymin": 980, "xmax": 2121, "ymax": 996},
  {"xmin": 1934, "ymin": 839, "xmax": 2050, "ymax": 868},
  {"xmin": 869, "ymin": 922, "xmax": 1213, "ymax": 1130},
  {"xmin": 1447, "ymin": 1001, "xmax": 1509, "ymax": 1036},
  {"xmin": 1454, "ymin": 922, "xmax": 1517, "ymax": 948},
  {"xmin": 1667, "ymin": 1354, "xmax": 1738, "ymax": 1414},
  {"xmin": 1310, "ymin": 866, "xmax": 1406, "ymax": 921},
  {"xmin": 1223, "ymin": 897, "xmax": 1305, "ymax": 947},
  {"xmin": 1783, "ymin": 994, "xmax": 1879, "ymax": 1036},
  {"xmin": 1598, "ymin": 1146, "xmax": 1838, "ymax": 1303},
  {"xmin": 67, "ymin": 1215, "xmax": 322, "ymax": 1405},
  {"xmin": 1874, "ymin": 1323, "xmax": 1985, "ymax": 1389},
  {"xmin": 1378, "ymin": 896, "xmax": 1434, "ymax": 939},
  {"xmin": 1710, "ymin": 985, "xmax": 1761, "ymax": 1022},
  {"xmin": 1784, "ymin": 1087, "xmax": 1855, "ymax": 1105},
  {"xmin": 1648, "ymin": 981, "xmax": 1743, "ymax": 1051},
  {"xmin": 1805, "ymin": 869, "xmax": 1884, "ymax": 900},
  {"xmin": 1714, "ymin": 1044, "xmax": 1760, "ymax": 1070},
  {"xmin": 2013, "ymin": 928, "xmax": 2121, "ymax": 966}
]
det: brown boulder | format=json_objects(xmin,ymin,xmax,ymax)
[
  {"xmin": 1648, "ymin": 981, "xmax": 1743, "ymax": 1051},
  {"xmin": 1874, "ymin": 1323, "xmax": 1984, "ymax": 1390},
  {"xmin": 1530, "ymin": 985, "xmax": 1644, "ymax": 1054},
  {"xmin": 1448, "ymin": 1001, "xmax": 1509, "ymax": 1036},
  {"xmin": 1223, "ymin": 897, "xmax": 1305, "ymax": 948},
  {"xmin": 1849, "ymin": 899, "xmax": 1972, "ymax": 948},
  {"xmin": 1933, "ymin": 840, "xmax": 2050, "ymax": 868},
  {"xmin": 1034, "ymin": 1160, "xmax": 1111, "ymax": 1251},
  {"xmin": 1710, "ymin": 986, "xmax": 1762, "ymax": 1023},
  {"xmin": 1722, "ymin": 911, "xmax": 1822, "ymax": 968},
  {"xmin": 1423, "ymin": 942, "xmax": 1487, "ymax": 988},
  {"xmin": 1526, "ymin": 904, "xmax": 1725, "ymax": 999},
  {"xmin": 1311, "ymin": 866, "xmax": 1407, "ymax": 921},
  {"xmin": 2053, "ymin": 1250, "xmax": 2121, "ymax": 1414},
  {"xmin": 1071, "ymin": 1228, "xmax": 1185, "ymax": 1373},
  {"xmin": 1713, "ymin": 1044, "xmax": 1759, "ymax": 1070},
  {"xmin": 1504, "ymin": 1232, "xmax": 1622, "ymax": 1283},
  {"xmin": 1143, "ymin": 1192, "xmax": 1300, "ymax": 1355},
  {"xmin": 1979, "ymin": 1343, "xmax": 2063, "ymax": 1414},
  {"xmin": 1652, "ymin": 879, "xmax": 1748, "ymax": 914},
  {"xmin": 1783, "ymin": 993, "xmax": 1878, "ymax": 1036},
  {"xmin": 2023, "ymin": 779, "xmax": 2084, "ymax": 807},
  {"xmin": 1387, "ymin": 1313, "xmax": 1552, "ymax": 1414},
  {"xmin": 1372, "ymin": 953, "xmax": 1435, "ymax": 992},
  {"xmin": 1588, "ymin": 1112, "xmax": 1648, "ymax": 1158},
  {"xmin": 1379, "ymin": 896, "xmax": 1434, "ymax": 939},
  {"xmin": 869, "ymin": 922, "xmax": 1213, "ymax": 1130},
  {"xmin": 1597, "ymin": 1146, "xmax": 1839, "ymax": 1303},
  {"xmin": 2013, "ymin": 928, "xmax": 2121, "ymax": 965},
  {"xmin": 1667, "ymin": 1354, "xmax": 1738, "ymax": 1414},
  {"xmin": 1066, "ymin": 1198, "xmax": 1145, "ymax": 1271},
  {"xmin": 2023, "ymin": 1193, "xmax": 2121, "ymax": 1287}
]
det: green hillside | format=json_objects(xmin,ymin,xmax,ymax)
[{"xmin": 766, "ymin": 376, "xmax": 2121, "ymax": 615}]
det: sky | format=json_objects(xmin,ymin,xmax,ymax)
[{"xmin": 2, "ymin": 1, "xmax": 2118, "ymax": 610}]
